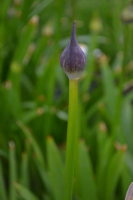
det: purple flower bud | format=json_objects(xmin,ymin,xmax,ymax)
[
  {"xmin": 125, "ymin": 182, "xmax": 133, "ymax": 200},
  {"xmin": 60, "ymin": 21, "xmax": 86, "ymax": 79}
]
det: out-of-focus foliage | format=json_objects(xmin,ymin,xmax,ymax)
[{"xmin": 0, "ymin": 0, "xmax": 133, "ymax": 199}]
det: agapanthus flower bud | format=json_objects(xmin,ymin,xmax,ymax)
[
  {"xmin": 121, "ymin": 1, "xmax": 133, "ymax": 24},
  {"xmin": 60, "ymin": 21, "xmax": 86, "ymax": 79},
  {"xmin": 125, "ymin": 182, "xmax": 133, "ymax": 200}
]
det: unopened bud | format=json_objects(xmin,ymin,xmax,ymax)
[{"xmin": 60, "ymin": 21, "xmax": 86, "ymax": 79}]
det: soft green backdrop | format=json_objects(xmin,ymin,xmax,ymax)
[{"xmin": 0, "ymin": 0, "xmax": 133, "ymax": 199}]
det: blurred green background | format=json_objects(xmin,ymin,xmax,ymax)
[{"xmin": 0, "ymin": 0, "xmax": 133, "ymax": 199}]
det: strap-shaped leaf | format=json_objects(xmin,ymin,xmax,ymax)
[
  {"xmin": 101, "ymin": 60, "xmax": 116, "ymax": 120},
  {"xmin": 0, "ymin": 159, "xmax": 7, "ymax": 200},
  {"xmin": 17, "ymin": 121, "xmax": 45, "ymax": 169},
  {"xmin": 105, "ymin": 150, "xmax": 125, "ymax": 200},
  {"xmin": 9, "ymin": 141, "xmax": 17, "ymax": 200},
  {"xmin": 14, "ymin": 183, "xmax": 39, "ymax": 200},
  {"xmin": 74, "ymin": 141, "xmax": 98, "ymax": 200},
  {"xmin": 47, "ymin": 137, "xmax": 64, "ymax": 200}
]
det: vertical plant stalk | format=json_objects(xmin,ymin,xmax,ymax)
[
  {"xmin": 64, "ymin": 79, "xmax": 78, "ymax": 200},
  {"xmin": 60, "ymin": 21, "xmax": 86, "ymax": 200}
]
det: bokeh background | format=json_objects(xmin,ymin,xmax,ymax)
[{"xmin": 0, "ymin": 0, "xmax": 133, "ymax": 199}]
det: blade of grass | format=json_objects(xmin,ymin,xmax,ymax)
[
  {"xmin": 33, "ymin": 158, "xmax": 53, "ymax": 198},
  {"xmin": 12, "ymin": 16, "xmax": 38, "ymax": 64},
  {"xmin": 0, "ymin": 24, "xmax": 5, "ymax": 82},
  {"xmin": 42, "ymin": 0, "xmax": 63, "ymax": 140},
  {"xmin": 9, "ymin": 141, "xmax": 17, "ymax": 200},
  {"xmin": 7, "ymin": 16, "xmax": 38, "ymax": 118},
  {"xmin": 96, "ymin": 137, "xmax": 113, "ymax": 200},
  {"xmin": 121, "ymin": 101, "xmax": 133, "ymax": 152},
  {"xmin": 20, "ymin": 152, "xmax": 29, "ymax": 187},
  {"xmin": 82, "ymin": 33, "xmax": 98, "ymax": 94},
  {"xmin": 47, "ymin": 136, "xmax": 64, "ymax": 200},
  {"xmin": 121, "ymin": 165, "xmax": 132, "ymax": 198},
  {"xmin": 42, "ymin": 194, "xmax": 52, "ymax": 200},
  {"xmin": 97, "ymin": 121, "xmax": 108, "ymax": 161},
  {"xmin": 74, "ymin": 140, "xmax": 98, "ymax": 200},
  {"xmin": 42, "ymin": 0, "xmax": 63, "ymax": 143},
  {"xmin": 125, "ymin": 151, "xmax": 133, "ymax": 177},
  {"xmin": 73, "ymin": 104, "xmax": 81, "ymax": 199},
  {"xmin": 0, "ymin": 149, "xmax": 8, "ymax": 158},
  {"xmin": 104, "ymin": 149, "xmax": 126, "ymax": 200},
  {"xmin": 1, "ymin": 0, "xmax": 12, "ymax": 20},
  {"xmin": 28, "ymin": 0, "xmax": 54, "ymax": 18},
  {"xmin": 100, "ymin": 58, "xmax": 116, "ymax": 120},
  {"xmin": 0, "ymin": 159, "xmax": 7, "ymax": 200},
  {"xmin": 35, "ymin": 57, "xmax": 53, "ymax": 95},
  {"xmin": 17, "ymin": 120, "xmax": 45, "ymax": 169},
  {"xmin": 111, "ymin": 25, "xmax": 129, "ymax": 142},
  {"xmin": 32, "ymin": 36, "xmax": 48, "ymax": 67},
  {"xmin": 14, "ymin": 183, "xmax": 39, "ymax": 200},
  {"xmin": 22, "ymin": 0, "xmax": 33, "ymax": 23}
]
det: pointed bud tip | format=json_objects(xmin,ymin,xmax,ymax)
[{"xmin": 73, "ymin": 20, "xmax": 76, "ymax": 26}]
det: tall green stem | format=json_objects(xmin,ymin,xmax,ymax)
[{"xmin": 64, "ymin": 79, "xmax": 78, "ymax": 200}]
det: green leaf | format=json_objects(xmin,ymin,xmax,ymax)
[
  {"xmin": 0, "ymin": 149, "xmax": 8, "ymax": 158},
  {"xmin": 29, "ymin": 0, "xmax": 54, "ymax": 18},
  {"xmin": 14, "ymin": 183, "xmax": 39, "ymax": 200},
  {"xmin": 17, "ymin": 121, "xmax": 45, "ymax": 169},
  {"xmin": 9, "ymin": 141, "xmax": 17, "ymax": 200},
  {"xmin": 12, "ymin": 19, "xmax": 37, "ymax": 64},
  {"xmin": 121, "ymin": 165, "xmax": 132, "ymax": 198},
  {"xmin": 105, "ymin": 150, "xmax": 125, "ymax": 200},
  {"xmin": 20, "ymin": 152, "xmax": 29, "ymax": 188},
  {"xmin": 125, "ymin": 151, "xmax": 133, "ymax": 177},
  {"xmin": 47, "ymin": 136, "xmax": 64, "ymax": 200},
  {"xmin": 34, "ymin": 158, "xmax": 52, "ymax": 197},
  {"xmin": 42, "ymin": 194, "xmax": 52, "ymax": 200},
  {"xmin": 121, "ymin": 101, "xmax": 133, "ymax": 151},
  {"xmin": 74, "ymin": 141, "xmax": 98, "ymax": 200},
  {"xmin": 1, "ymin": 0, "xmax": 12, "ymax": 19},
  {"xmin": 96, "ymin": 137, "xmax": 112, "ymax": 200},
  {"xmin": 101, "ymin": 61, "xmax": 116, "ymax": 120},
  {"xmin": 0, "ymin": 159, "xmax": 7, "ymax": 200},
  {"xmin": 97, "ymin": 122, "xmax": 108, "ymax": 160},
  {"xmin": 82, "ymin": 33, "xmax": 98, "ymax": 93}
]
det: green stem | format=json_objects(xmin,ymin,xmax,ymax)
[{"xmin": 64, "ymin": 79, "xmax": 78, "ymax": 200}]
